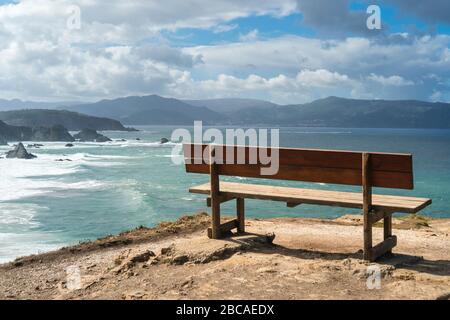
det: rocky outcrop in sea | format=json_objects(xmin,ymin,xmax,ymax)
[
  {"xmin": 27, "ymin": 144, "xmax": 44, "ymax": 148},
  {"xmin": 1, "ymin": 120, "xmax": 75, "ymax": 142},
  {"xmin": 0, "ymin": 120, "xmax": 31, "ymax": 141},
  {"xmin": 0, "ymin": 109, "xmax": 133, "ymax": 131},
  {"xmin": 73, "ymin": 129, "xmax": 111, "ymax": 142},
  {"xmin": 6, "ymin": 143, "xmax": 36, "ymax": 159},
  {"xmin": 31, "ymin": 125, "xmax": 74, "ymax": 142}
]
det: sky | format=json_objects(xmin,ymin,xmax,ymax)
[{"xmin": 0, "ymin": 0, "xmax": 449, "ymax": 104}]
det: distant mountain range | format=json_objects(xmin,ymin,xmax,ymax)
[
  {"xmin": 65, "ymin": 95, "xmax": 224, "ymax": 125},
  {"xmin": 64, "ymin": 95, "xmax": 450, "ymax": 128},
  {"xmin": 182, "ymin": 98, "xmax": 278, "ymax": 115},
  {"xmin": 220, "ymin": 96, "xmax": 450, "ymax": 128},
  {"xmin": 1, "ymin": 95, "xmax": 450, "ymax": 128},
  {"xmin": 0, "ymin": 99, "xmax": 79, "ymax": 111}
]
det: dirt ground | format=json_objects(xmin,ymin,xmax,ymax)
[{"xmin": 1, "ymin": 213, "xmax": 449, "ymax": 300}]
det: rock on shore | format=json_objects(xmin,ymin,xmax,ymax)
[{"xmin": 6, "ymin": 142, "xmax": 36, "ymax": 159}]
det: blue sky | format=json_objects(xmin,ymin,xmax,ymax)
[
  {"xmin": 151, "ymin": 0, "xmax": 450, "ymax": 49},
  {"xmin": 0, "ymin": 0, "xmax": 449, "ymax": 103}
]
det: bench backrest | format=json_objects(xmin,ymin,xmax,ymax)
[{"xmin": 183, "ymin": 144, "xmax": 414, "ymax": 189}]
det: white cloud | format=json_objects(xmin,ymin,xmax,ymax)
[
  {"xmin": 166, "ymin": 69, "xmax": 359, "ymax": 104},
  {"xmin": 0, "ymin": 0, "xmax": 449, "ymax": 104},
  {"xmin": 184, "ymin": 34, "xmax": 450, "ymax": 102},
  {"xmin": 213, "ymin": 24, "xmax": 238, "ymax": 34},
  {"xmin": 430, "ymin": 90, "xmax": 442, "ymax": 102},
  {"xmin": 0, "ymin": 0, "xmax": 297, "ymax": 34},
  {"xmin": 239, "ymin": 29, "xmax": 259, "ymax": 42},
  {"xmin": 367, "ymin": 74, "xmax": 414, "ymax": 86},
  {"xmin": 0, "ymin": 0, "xmax": 299, "ymax": 100},
  {"xmin": 296, "ymin": 69, "xmax": 354, "ymax": 87},
  {"xmin": 185, "ymin": 35, "xmax": 450, "ymax": 77}
]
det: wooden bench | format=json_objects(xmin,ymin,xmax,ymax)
[{"xmin": 183, "ymin": 144, "xmax": 432, "ymax": 261}]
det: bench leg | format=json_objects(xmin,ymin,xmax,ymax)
[
  {"xmin": 210, "ymin": 197, "xmax": 221, "ymax": 239},
  {"xmin": 236, "ymin": 198, "xmax": 245, "ymax": 233},
  {"xmin": 363, "ymin": 211, "xmax": 396, "ymax": 261},
  {"xmin": 209, "ymin": 146, "xmax": 221, "ymax": 239},
  {"xmin": 363, "ymin": 211, "xmax": 373, "ymax": 261},
  {"xmin": 383, "ymin": 215, "xmax": 393, "ymax": 255}
]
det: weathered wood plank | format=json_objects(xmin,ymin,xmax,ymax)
[
  {"xmin": 384, "ymin": 216, "xmax": 392, "ymax": 239},
  {"xmin": 183, "ymin": 144, "xmax": 414, "ymax": 189},
  {"xmin": 237, "ymin": 198, "xmax": 245, "ymax": 233},
  {"xmin": 206, "ymin": 194, "xmax": 236, "ymax": 207},
  {"xmin": 183, "ymin": 144, "xmax": 413, "ymax": 172},
  {"xmin": 209, "ymin": 147, "xmax": 221, "ymax": 239},
  {"xmin": 185, "ymin": 163, "xmax": 413, "ymax": 189},
  {"xmin": 362, "ymin": 153, "xmax": 373, "ymax": 261},
  {"xmin": 207, "ymin": 219, "xmax": 239, "ymax": 238},
  {"xmin": 384, "ymin": 215, "xmax": 393, "ymax": 255},
  {"xmin": 369, "ymin": 210, "xmax": 394, "ymax": 225},
  {"xmin": 371, "ymin": 236, "xmax": 397, "ymax": 261},
  {"xmin": 287, "ymin": 202, "xmax": 302, "ymax": 208},
  {"xmin": 189, "ymin": 182, "xmax": 431, "ymax": 213}
]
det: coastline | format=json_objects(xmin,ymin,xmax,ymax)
[
  {"xmin": 1, "ymin": 213, "xmax": 449, "ymax": 300},
  {"xmin": 1, "ymin": 127, "xmax": 450, "ymax": 265}
]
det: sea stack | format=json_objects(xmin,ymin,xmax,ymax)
[
  {"xmin": 6, "ymin": 142, "xmax": 37, "ymax": 159},
  {"xmin": 73, "ymin": 129, "xmax": 112, "ymax": 142}
]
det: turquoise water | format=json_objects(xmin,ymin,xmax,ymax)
[{"xmin": 0, "ymin": 126, "xmax": 449, "ymax": 263}]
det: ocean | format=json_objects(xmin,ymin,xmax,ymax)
[{"xmin": 1, "ymin": 126, "xmax": 449, "ymax": 263}]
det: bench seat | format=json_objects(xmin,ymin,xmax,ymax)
[{"xmin": 189, "ymin": 182, "xmax": 431, "ymax": 214}]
